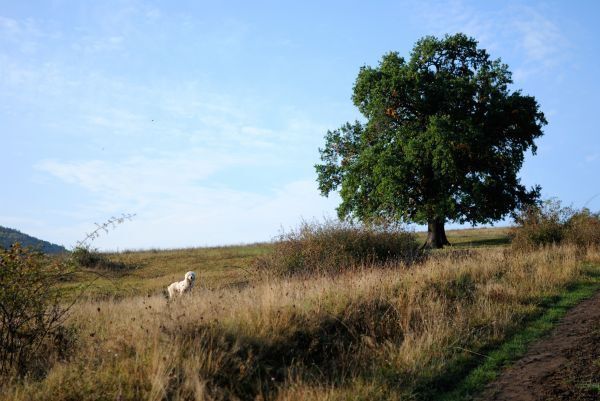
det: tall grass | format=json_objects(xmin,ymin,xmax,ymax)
[{"xmin": 4, "ymin": 244, "xmax": 599, "ymax": 400}]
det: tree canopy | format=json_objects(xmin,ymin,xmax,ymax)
[{"xmin": 315, "ymin": 33, "xmax": 547, "ymax": 248}]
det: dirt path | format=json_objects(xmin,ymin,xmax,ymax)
[{"xmin": 478, "ymin": 290, "xmax": 600, "ymax": 401}]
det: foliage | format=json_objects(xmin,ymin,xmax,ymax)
[
  {"xmin": 0, "ymin": 215, "xmax": 137, "ymax": 382},
  {"xmin": 511, "ymin": 200, "xmax": 570, "ymax": 249},
  {"xmin": 254, "ymin": 220, "xmax": 420, "ymax": 276},
  {"xmin": 0, "ymin": 244, "xmax": 76, "ymax": 379},
  {"xmin": 316, "ymin": 33, "xmax": 546, "ymax": 247},
  {"xmin": 511, "ymin": 199, "xmax": 600, "ymax": 249},
  {"xmin": 564, "ymin": 208, "xmax": 600, "ymax": 248}
]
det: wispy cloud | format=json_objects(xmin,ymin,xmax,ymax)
[
  {"xmin": 0, "ymin": 15, "xmax": 43, "ymax": 39},
  {"xmin": 412, "ymin": 0, "xmax": 497, "ymax": 44},
  {"xmin": 0, "ymin": 14, "xmax": 62, "ymax": 55},
  {"xmin": 509, "ymin": 6, "xmax": 571, "ymax": 80},
  {"xmin": 0, "ymin": 16, "xmax": 21, "ymax": 34},
  {"xmin": 36, "ymin": 153, "xmax": 339, "ymax": 249},
  {"xmin": 411, "ymin": 0, "xmax": 571, "ymax": 82},
  {"xmin": 584, "ymin": 153, "xmax": 599, "ymax": 163},
  {"xmin": 513, "ymin": 9, "xmax": 566, "ymax": 64},
  {"xmin": 80, "ymin": 179, "xmax": 340, "ymax": 250},
  {"xmin": 37, "ymin": 149, "xmax": 253, "ymax": 194},
  {"xmin": 71, "ymin": 35, "xmax": 124, "ymax": 53}
]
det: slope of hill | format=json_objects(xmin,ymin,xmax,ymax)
[{"xmin": 0, "ymin": 226, "xmax": 67, "ymax": 254}]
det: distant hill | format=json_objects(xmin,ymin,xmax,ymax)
[{"xmin": 0, "ymin": 226, "xmax": 67, "ymax": 254}]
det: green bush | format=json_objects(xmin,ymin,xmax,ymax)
[
  {"xmin": 511, "ymin": 199, "xmax": 600, "ymax": 250},
  {"xmin": 0, "ymin": 244, "xmax": 76, "ymax": 379},
  {"xmin": 254, "ymin": 220, "xmax": 420, "ymax": 277}
]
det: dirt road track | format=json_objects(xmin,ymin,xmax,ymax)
[{"xmin": 478, "ymin": 290, "xmax": 600, "ymax": 401}]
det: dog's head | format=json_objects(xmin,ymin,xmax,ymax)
[{"xmin": 185, "ymin": 271, "xmax": 196, "ymax": 283}]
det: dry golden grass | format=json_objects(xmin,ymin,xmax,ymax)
[{"xmin": 5, "ymin": 243, "xmax": 599, "ymax": 401}]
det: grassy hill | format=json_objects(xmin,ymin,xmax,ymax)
[{"xmin": 0, "ymin": 225, "xmax": 67, "ymax": 254}]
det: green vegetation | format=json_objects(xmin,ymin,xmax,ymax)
[
  {"xmin": 0, "ymin": 226, "xmax": 66, "ymax": 254},
  {"xmin": 0, "ymin": 244, "xmax": 75, "ymax": 379},
  {"xmin": 316, "ymin": 33, "xmax": 546, "ymax": 248}
]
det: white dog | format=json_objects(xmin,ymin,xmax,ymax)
[{"xmin": 167, "ymin": 271, "xmax": 196, "ymax": 299}]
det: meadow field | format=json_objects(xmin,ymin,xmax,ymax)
[
  {"xmin": 61, "ymin": 227, "xmax": 512, "ymax": 300},
  {"xmin": 2, "ymin": 224, "xmax": 599, "ymax": 401}
]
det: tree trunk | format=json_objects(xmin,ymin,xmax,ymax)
[{"xmin": 424, "ymin": 218, "xmax": 450, "ymax": 249}]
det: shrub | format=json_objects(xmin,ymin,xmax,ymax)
[
  {"xmin": 254, "ymin": 220, "xmax": 420, "ymax": 276},
  {"xmin": 511, "ymin": 199, "xmax": 600, "ymax": 250},
  {"xmin": 71, "ymin": 213, "xmax": 137, "ymax": 270},
  {"xmin": 510, "ymin": 200, "xmax": 570, "ymax": 250},
  {"xmin": 71, "ymin": 246, "xmax": 135, "ymax": 270},
  {"xmin": 0, "ymin": 243, "xmax": 76, "ymax": 379},
  {"xmin": 564, "ymin": 208, "xmax": 600, "ymax": 247}
]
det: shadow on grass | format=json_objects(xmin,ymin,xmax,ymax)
[
  {"xmin": 166, "ymin": 298, "xmax": 405, "ymax": 400},
  {"xmin": 450, "ymin": 237, "xmax": 511, "ymax": 248}
]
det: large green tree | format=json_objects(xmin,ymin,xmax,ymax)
[{"xmin": 316, "ymin": 34, "xmax": 546, "ymax": 248}]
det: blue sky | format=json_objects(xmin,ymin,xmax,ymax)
[{"xmin": 1, "ymin": 0, "xmax": 599, "ymax": 250}]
